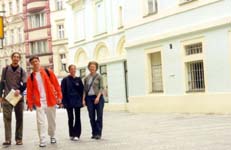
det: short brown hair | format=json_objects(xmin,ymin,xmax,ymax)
[
  {"xmin": 68, "ymin": 64, "xmax": 76, "ymax": 71},
  {"xmin": 29, "ymin": 56, "xmax": 40, "ymax": 63},
  {"xmin": 88, "ymin": 61, "xmax": 99, "ymax": 71},
  {"xmin": 11, "ymin": 52, "xmax": 21, "ymax": 59}
]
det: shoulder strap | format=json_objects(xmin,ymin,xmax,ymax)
[
  {"xmin": 30, "ymin": 73, "xmax": 34, "ymax": 81},
  {"xmin": 4, "ymin": 66, "xmax": 8, "ymax": 80},
  {"xmin": 86, "ymin": 74, "xmax": 98, "ymax": 94},
  {"xmin": 45, "ymin": 68, "xmax": 50, "ymax": 77},
  {"xmin": 30, "ymin": 68, "xmax": 50, "ymax": 81},
  {"xmin": 20, "ymin": 67, "xmax": 23, "ymax": 82}
]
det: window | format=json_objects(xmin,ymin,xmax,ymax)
[
  {"xmin": 2, "ymin": 4, "xmax": 4, "ymax": 11},
  {"xmin": 118, "ymin": 6, "xmax": 123, "ymax": 28},
  {"xmin": 57, "ymin": 24, "xmax": 65, "ymax": 39},
  {"xmin": 75, "ymin": 10, "xmax": 85, "ymax": 41},
  {"xmin": 30, "ymin": 40, "xmax": 48, "ymax": 54},
  {"xmin": 9, "ymin": 2, "xmax": 13, "ymax": 15},
  {"xmin": 95, "ymin": 0, "xmax": 106, "ymax": 34},
  {"xmin": 184, "ymin": 42, "xmax": 205, "ymax": 92},
  {"xmin": 29, "ymin": 13, "xmax": 45, "ymax": 29},
  {"xmin": 100, "ymin": 65, "xmax": 108, "ymax": 102},
  {"xmin": 56, "ymin": 0, "xmax": 63, "ymax": 10},
  {"xmin": 10, "ymin": 29, "xmax": 14, "ymax": 45},
  {"xmin": 4, "ymin": 31, "xmax": 7, "ymax": 46},
  {"xmin": 18, "ymin": 28, "xmax": 23, "ymax": 43},
  {"xmin": 185, "ymin": 43, "xmax": 202, "ymax": 55},
  {"xmin": 16, "ymin": 0, "xmax": 20, "ymax": 13},
  {"xmin": 186, "ymin": 61, "xmax": 205, "ymax": 92},
  {"xmin": 144, "ymin": 0, "xmax": 158, "ymax": 16},
  {"xmin": 79, "ymin": 68, "xmax": 86, "ymax": 79},
  {"xmin": 151, "ymin": 52, "xmax": 163, "ymax": 93},
  {"xmin": 60, "ymin": 54, "xmax": 66, "ymax": 71}
]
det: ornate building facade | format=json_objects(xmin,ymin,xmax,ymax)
[
  {"xmin": 0, "ymin": 0, "xmax": 26, "ymax": 75},
  {"xmin": 23, "ymin": 0, "xmax": 53, "ymax": 72}
]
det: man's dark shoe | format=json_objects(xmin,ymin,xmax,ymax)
[{"xmin": 2, "ymin": 141, "xmax": 11, "ymax": 146}]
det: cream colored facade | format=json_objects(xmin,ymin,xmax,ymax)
[
  {"xmin": 125, "ymin": 0, "xmax": 231, "ymax": 113},
  {"xmin": 66, "ymin": 0, "xmax": 127, "ymax": 105},
  {"xmin": 0, "ymin": 0, "xmax": 26, "ymax": 75},
  {"xmin": 50, "ymin": 0, "xmax": 68, "ymax": 77},
  {"xmin": 65, "ymin": 0, "xmax": 231, "ymax": 113}
]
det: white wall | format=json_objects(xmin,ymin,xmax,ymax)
[
  {"xmin": 125, "ymin": 0, "xmax": 231, "ymax": 43},
  {"xmin": 107, "ymin": 61, "xmax": 127, "ymax": 103},
  {"xmin": 126, "ymin": 26, "xmax": 231, "ymax": 97}
]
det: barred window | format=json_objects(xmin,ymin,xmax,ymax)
[
  {"xmin": 187, "ymin": 61, "xmax": 205, "ymax": 92},
  {"xmin": 152, "ymin": 64, "xmax": 163, "ymax": 92},
  {"xmin": 185, "ymin": 43, "xmax": 202, "ymax": 55},
  {"xmin": 151, "ymin": 52, "xmax": 163, "ymax": 93}
]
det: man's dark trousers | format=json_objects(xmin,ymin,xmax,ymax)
[{"xmin": 2, "ymin": 100, "xmax": 24, "ymax": 141}]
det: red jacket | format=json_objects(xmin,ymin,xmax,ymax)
[{"xmin": 27, "ymin": 68, "xmax": 62, "ymax": 108}]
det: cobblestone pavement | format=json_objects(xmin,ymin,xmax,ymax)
[{"xmin": 0, "ymin": 108, "xmax": 231, "ymax": 150}]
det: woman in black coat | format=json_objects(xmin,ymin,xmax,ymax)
[{"xmin": 61, "ymin": 64, "xmax": 84, "ymax": 141}]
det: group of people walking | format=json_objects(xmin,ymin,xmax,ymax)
[{"xmin": 0, "ymin": 52, "xmax": 105, "ymax": 147}]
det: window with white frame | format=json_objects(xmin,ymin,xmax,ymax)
[
  {"xmin": 2, "ymin": 4, "xmax": 4, "ymax": 11},
  {"xmin": 118, "ymin": 6, "xmax": 123, "ymax": 28},
  {"xmin": 144, "ymin": 0, "xmax": 158, "ymax": 16},
  {"xmin": 10, "ymin": 29, "xmax": 14, "ymax": 45},
  {"xmin": 95, "ymin": 0, "xmax": 106, "ymax": 34},
  {"xmin": 16, "ymin": 0, "xmax": 20, "ymax": 13},
  {"xmin": 60, "ymin": 53, "xmax": 66, "ymax": 71},
  {"xmin": 150, "ymin": 51, "xmax": 163, "ymax": 93},
  {"xmin": 184, "ymin": 42, "xmax": 205, "ymax": 92},
  {"xmin": 75, "ymin": 9, "xmax": 85, "ymax": 41},
  {"xmin": 56, "ymin": 0, "xmax": 63, "ymax": 10},
  {"xmin": 4, "ymin": 31, "xmax": 7, "ymax": 46},
  {"xmin": 18, "ymin": 27, "xmax": 23, "ymax": 43},
  {"xmin": 30, "ymin": 40, "xmax": 48, "ymax": 54},
  {"xmin": 29, "ymin": 13, "xmax": 46, "ymax": 29},
  {"xmin": 57, "ymin": 24, "xmax": 65, "ymax": 39},
  {"xmin": 9, "ymin": 2, "xmax": 13, "ymax": 15}
]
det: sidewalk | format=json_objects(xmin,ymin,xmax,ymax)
[{"xmin": 0, "ymin": 108, "xmax": 231, "ymax": 150}]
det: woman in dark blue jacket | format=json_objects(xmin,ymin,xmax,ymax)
[{"xmin": 61, "ymin": 64, "xmax": 84, "ymax": 141}]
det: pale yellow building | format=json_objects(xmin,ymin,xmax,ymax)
[{"xmin": 0, "ymin": 0, "xmax": 26, "ymax": 74}]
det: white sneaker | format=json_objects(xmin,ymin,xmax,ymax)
[
  {"xmin": 72, "ymin": 137, "xmax": 79, "ymax": 141},
  {"xmin": 39, "ymin": 142, "xmax": 46, "ymax": 147}
]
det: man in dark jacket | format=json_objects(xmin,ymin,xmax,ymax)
[
  {"xmin": 61, "ymin": 64, "xmax": 84, "ymax": 141},
  {"xmin": 0, "ymin": 52, "xmax": 27, "ymax": 145}
]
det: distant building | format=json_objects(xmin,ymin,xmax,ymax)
[
  {"xmin": 0, "ymin": 0, "xmax": 26, "ymax": 75},
  {"xmin": 50, "ymin": 0, "xmax": 68, "ymax": 77},
  {"xmin": 23, "ymin": 0, "xmax": 53, "ymax": 73}
]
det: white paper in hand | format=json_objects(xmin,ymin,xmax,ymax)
[{"xmin": 5, "ymin": 89, "xmax": 22, "ymax": 106}]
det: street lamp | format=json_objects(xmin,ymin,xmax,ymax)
[{"xmin": 61, "ymin": 58, "xmax": 68, "ymax": 73}]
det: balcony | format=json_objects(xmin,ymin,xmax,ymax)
[{"xmin": 27, "ymin": 0, "xmax": 47, "ymax": 13}]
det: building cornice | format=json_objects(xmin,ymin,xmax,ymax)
[{"xmin": 125, "ymin": 16, "xmax": 231, "ymax": 49}]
